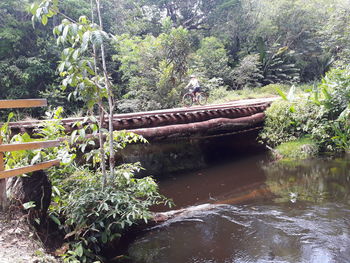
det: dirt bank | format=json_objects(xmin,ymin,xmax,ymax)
[{"xmin": 0, "ymin": 211, "xmax": 59, "ymax": 263}]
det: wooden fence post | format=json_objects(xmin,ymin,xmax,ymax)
[{"xmin": 0, "ymin": 135, "xmax": 6, "ymax": 210}]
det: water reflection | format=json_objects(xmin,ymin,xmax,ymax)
[
  {"xmin": 128, "ymin": 155, "xmax": 350, "ymax": 263},
  {"xmin": 264, "ymin": 156, "xmax": 350, "ymax": 204}
]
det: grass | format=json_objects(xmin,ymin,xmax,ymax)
[
  {"xmin": 275, "ymin": 137, "xmax": 318, "ymax": 161},
  {"xmin": 207, "ymin": 84, "xmax": 287, "ymax": 104},
  {"xmin": 207, "ymin": 83, "xmax": 313, "ymax": 104}
]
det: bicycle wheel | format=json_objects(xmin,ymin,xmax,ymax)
[
  {"xmin": 197, "ymin": 92, "xmax": 208, "ymax": 105},
  {"xmin": 182, "ymin": 93, "xmax": 194, "ymax": 107}
]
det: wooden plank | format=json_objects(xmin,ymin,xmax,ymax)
[
  {"xmin": 0, "ymin": 140, "xmax": 60, "ymax": 152},
  {"xmin": 0, "ymin": 159, "xmax": 60, "ymax": 179},
  {"xmin": 0, "ymin": 99, "xmax": 47, "ymax": 109}
]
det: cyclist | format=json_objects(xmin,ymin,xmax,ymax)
[{"xmin": 185, "ymin": 75, "xmax": 201, "ymax": 101}]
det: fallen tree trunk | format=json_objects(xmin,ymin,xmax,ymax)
[{"xmin": 130, "ymin": 113, "xmax": 265, "ymax": 140}]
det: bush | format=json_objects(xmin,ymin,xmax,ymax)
[
  {"xmin": 207, "ymin": 86, "xmax": 230, "ymax": 102},
  {"xmin": 306, "ymin": 66, "xmax": 350, "ymax": 151},
  {"xmin": 61, "ymin": 164, "xmax": 169, "ymax": 262},
  {"xmin": 260, "ymin": 98, "xmax": 326, "ymax": 147},
  {"xmin": 316, "ymin": 67, "xmax": 350, "ymax": 118}
]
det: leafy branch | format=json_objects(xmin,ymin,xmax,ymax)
[{"xmin": 30, "ymin": 0, "xmax": 118, "ymax": 187}]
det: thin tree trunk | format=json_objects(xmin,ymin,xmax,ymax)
[
  {"xmin": 91, "ymin": 0, "xmax": 107, "ymax": 187},
  {"xmin": 96, "ymin": 0, "xmax": 115, "ymax": 181},
  {"xmin": 98, "ymin": 103, "xmax": 107, "ymax": 186}
]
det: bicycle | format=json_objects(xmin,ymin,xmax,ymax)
[{"xmin": 182, "ymin": 91, "xmax": 208, "ymax": 107}]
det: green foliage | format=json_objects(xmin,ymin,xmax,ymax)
[
  {"xmin": 3, "ymin": 0, "xmax": 350, "ymax": 116},
  {"xmin": 314, "ymin": 67, "xmax": 350, "ymax": 118},
  {"xmin": 61, "ymin": 166, "xmax": 169, "ymax": 262},
  {"xmin": 28, "ymin": 4, "xmax": 172, "ymax": 263},
  {"xmin": 232, "ymin": 54, "xmax": 263, "ymax": 88},
  {"xmin": 261, "ymin": 66, "xmax": 350, "ymax": 154},
  {"xmin": 331, "ymin": 116, "xmax": 350, "ymax": 152},
  {"xmin": 320, "ymin": 2, "xmax": 350, "ymax": 66},
  {"xmin": 308, "ymin": 67, "xmax": 350, "ymax": 151},
  {"xmin": 260, "ymin": 98, "xmax": 326, "ymax": 147},
  {"xmin": 3, "ymin": 108, "xmax": 74, "ymax": 171},
  {"xmin": 49, "ymin": 16, "xmax": 110, "ymax": 107},
  {"xmin": 54, "ymin": 128, "xmax": 169, "ymax": 262},
  {"xmin": 2, "ymin": 109, "xmax": 169, "ymax": 262},
  {"xmin": 0, "ymin": 0, "xmax": 61, "ymax": 117},
  {"xmin": 115, "ymin": 26, "xmax": 191, "ymax": 111},
  {"xmin": 193, "ymin": 37, "xmax": 233, "ymax": 85},
  {"xmin": 260, "ymin": 45, "xmax": 300, "ymax": 85}
]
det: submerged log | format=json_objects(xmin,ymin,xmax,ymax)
[{"xmin": 152, "ymin": 182, "xmax": 273, "ymax": 224}]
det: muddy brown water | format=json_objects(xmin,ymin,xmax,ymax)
[{"xmin": 127, "ymin": 153, "xmax": 350, "ymax": 263}]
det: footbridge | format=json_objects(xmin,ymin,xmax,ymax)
[{"xmin": 9, "ymin": 98, "xmax": 276, "ymax": 141}]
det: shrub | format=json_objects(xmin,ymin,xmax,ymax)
[
  {"xmin": 315, "ymin": 67, "xmax": 350, "ymax": 118},
  {"xmin": 261, "ymin": 45, "xmax": 300, "ymax": 85},
  {"xmin": 260, "ymin": 98, "xmax": 326, "ymax": 147},
  {"xmin": 61, "ymin": 164, "xmax": 170, "ymax": 262},
  {"xmin": 306, "ymin": 66, "xmax": 350, "ymax": 151},
  {"xmin": 208, "ymin": 86, "xmax": 230, "ymax": 102}
]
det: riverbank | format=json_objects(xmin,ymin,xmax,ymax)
[{"xmin": 0, "ymin": 211, "xmax": 58, "ymax": 263}]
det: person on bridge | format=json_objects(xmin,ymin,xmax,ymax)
[{"xmin": 185, "ymin": 75, "xmax": 202, "ymax": 100}]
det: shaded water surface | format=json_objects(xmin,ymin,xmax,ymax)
[{"xmin": 128, "ymin": 154, "xmax": 350, "ymax": 263}]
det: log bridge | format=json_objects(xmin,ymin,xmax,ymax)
[{"xmin": 8, "ymin": 98, "xmax": 276, "ymax": 141}]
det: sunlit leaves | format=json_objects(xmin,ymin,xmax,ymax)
[
  {"xmin": 30, "ymin": 0, "xmax": 58, "ymax": 27},
  {"xmin": 30, "ymin": 1, "xmax": 111, "ymax": 107}
]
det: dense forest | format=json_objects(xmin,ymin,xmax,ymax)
[
  {"xmin": 2, "ymin": 1, "xmax": 350, "ymax": 262},
  {"xmin": 2, "ymin": 0, "xmax": 350, "ymax": 115}
]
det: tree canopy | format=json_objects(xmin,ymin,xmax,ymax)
[{"xmin": 1, "ymin": 0, "xmax": 349, "ymax": 113}]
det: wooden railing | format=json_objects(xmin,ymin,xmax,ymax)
[{"xmin": 0, "ymin": 99, "xmax": 60, "ymax": 209}]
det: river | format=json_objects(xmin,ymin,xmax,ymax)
[{"xmin": 127, "ymin": 153, "xmax": 350, "ymax": 263}]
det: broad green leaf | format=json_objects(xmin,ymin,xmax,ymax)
[
  {"xmin": 275, "ymin": 87, "xmax": 288, "ymax": 100},
  {"xmin": 62, "ymin": 25, "xmax": 69, "ymax": 41},
  {"xmin": 23, "ymin": 201, "xmax": 36, "ymax": 210},
  {"xmin": 101, "ymin": 232, "xmax": 108, "ymax": 244},
  {"xmin": 75, "ymin": 243, "xmax": 83, "ymax": 257},
  {"xmin": 58, "ymin": 62, "xmax": 65, "ymax": 73},
  {"xmin": 41, "ymin": 15, "xmax": 48, "ymax": 25},
  {"xmin": 73, "ymin": 49, "xmax": 80, "ymax": 60},
  {"xmin": 82, "ymin": 31, "xmax": 91, "ymax": 46},
  {"xmin": 50, "ymin": 214, "xmax": 61, "ymax": 226}
]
